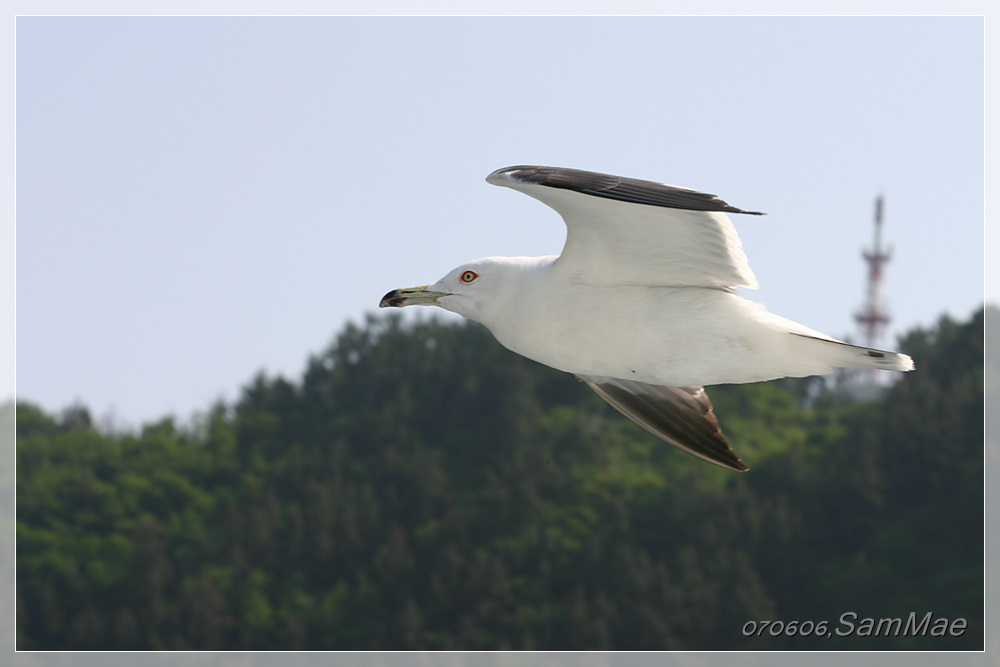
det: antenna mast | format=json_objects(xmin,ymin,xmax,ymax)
[{"xmin": 854, "ymin": 196, "xmax": 892, "ymax": 353}]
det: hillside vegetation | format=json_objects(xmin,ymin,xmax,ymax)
[{"xmin": 15, "ymin": 308, "xmax": 984, "ymax": 649}]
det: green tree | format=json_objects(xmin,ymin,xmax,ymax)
[{"xmin": 15, "ymin": 309, "xmax": 984, "ymax": 650}]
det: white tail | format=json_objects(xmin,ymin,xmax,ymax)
[{"xmin": 790, "ymin": 333, "xmax": 914, "ymax": 372}]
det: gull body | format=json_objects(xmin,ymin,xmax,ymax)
[
  {"xmin": 416, "ymin": 254, "xmax": 890, "ymax": 388},
  {"xmin": 380, "ymin": 166, "xmax": 914, "ymax": 472}
]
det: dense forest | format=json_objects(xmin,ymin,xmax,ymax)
[{"xmin": 14, "ymin": 307, "xmax": 985, "ymax": 650}]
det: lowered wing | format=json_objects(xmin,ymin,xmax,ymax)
[{"xmin": 577, "ymin": 375, "xmax": 748, "ymax": 472}]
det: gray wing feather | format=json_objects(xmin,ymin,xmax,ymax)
[
  {"xmin": 578, "ymin": 375, "xmax": 748, "ymax": 472},
  {"xmin": 489, "ymin": 165, "xmax": 764, "ymax": 215}
]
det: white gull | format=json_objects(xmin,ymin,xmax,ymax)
[{"xmin": 380, "ymin": 166, "xmax": 914, "ymax": 471}]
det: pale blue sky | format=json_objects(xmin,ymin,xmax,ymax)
[{"xmin": 13, "ymin": 13, "xmax": 986, "ymax": 427}]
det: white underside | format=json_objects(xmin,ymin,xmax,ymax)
[{"xmin": 451, "ymin": 258, "xmax": 907, "ymax": 387}]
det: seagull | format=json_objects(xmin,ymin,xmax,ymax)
[{"xmin": 379, "ymin": 166, "xmax": 914, "ymax": 472}]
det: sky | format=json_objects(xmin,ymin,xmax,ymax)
[{"xmin": 10, "ymin": 9, "xmax": 988, "ymax": 429}]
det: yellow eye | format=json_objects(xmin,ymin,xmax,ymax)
[{"xmin": 461, "ymin": 270, "xmax": 478, "ymax": 283}]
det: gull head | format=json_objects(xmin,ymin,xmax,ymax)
[
  {"xmin": 379, "ymin": 257, "xmax": 503, "ymax": 321},
  {"xmin": 379, "ymin": 256, "xmax": 552, "ymax": 324}
]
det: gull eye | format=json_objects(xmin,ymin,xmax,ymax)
[{"xmin": 460, "ymin": 270, "xmax": 478, "ymax": 283}]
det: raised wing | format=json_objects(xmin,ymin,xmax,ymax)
[
  {"xmin": 577, "ymin": 375, "xmax": 748, "ymax": 472},
  {"xmin": 486, "ymin": 165, "xmax": 763, "ymax": 289}
]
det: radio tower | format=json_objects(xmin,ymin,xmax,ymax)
[{"xmin": 853, "ymin": 196, "xmax": 892, "ymax": 385}]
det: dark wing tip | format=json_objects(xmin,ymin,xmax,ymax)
[{"xmin": 488, "ymin": 165, "xmax": 765, "ymax": 216}]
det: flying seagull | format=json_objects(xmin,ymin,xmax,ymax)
[{"xmin": 380, "ymin": 166, "xmax": 914, "ymax": 471}]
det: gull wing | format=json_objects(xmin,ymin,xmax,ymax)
[
  {"xmin": 487, "ymin": 165, "xmax": 763, "ymax": 289},
  {"xmin": 577, "ymin": 375, "xmax": 748, "ymax": 472}
]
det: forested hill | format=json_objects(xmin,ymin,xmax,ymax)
[{"xmin": 15, "ymin": 308, "xmax": 985, "ymax": 650}]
